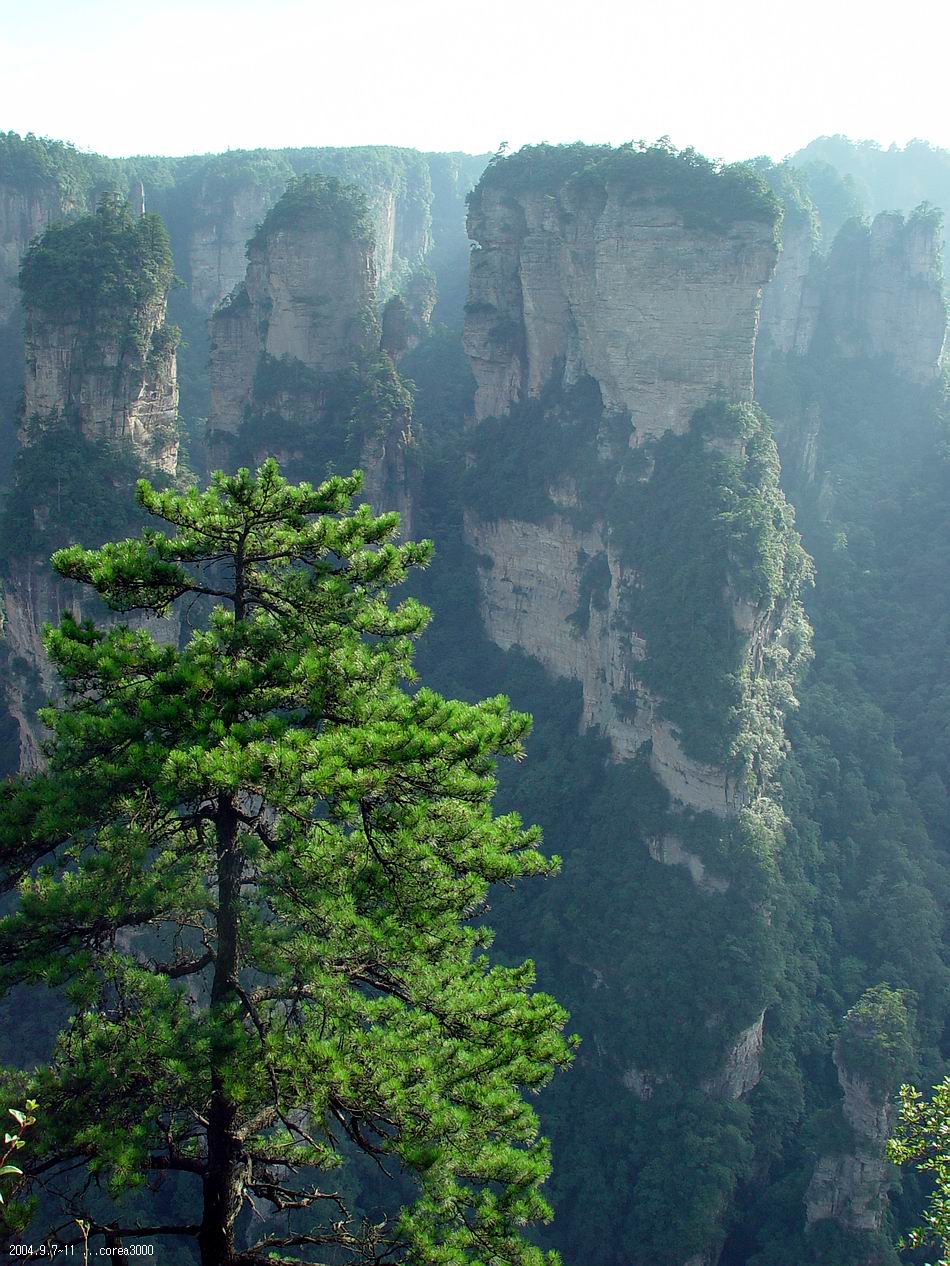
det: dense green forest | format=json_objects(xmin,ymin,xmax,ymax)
[{"xmin": 0, "ymin": 131, "xmax": 949, "ymax": 1266}]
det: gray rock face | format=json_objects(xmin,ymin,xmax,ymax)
[
  {"xmin": 806, "ymin": 1059, "xmax": 894, "ymax": 1234},
  {"xmin": 460, "ymin": 158, "xmax": 793, "ymax": 832},
  {"xmin": 460, "ymin": 165, "xmax": 800, "ymax": 1222},
  {"xmin": 209, "ymin": 221, "xmax": 377, "ymax": 439},
  {"xmin": 187, "ymin": 170, "xmax": 432, "ymax": 316},
  {"xmin": 4, "ymin": 216, "xmax": 181, "ymax": 769},
  {"xmin": 463, "ymin": 182, "xmax": 777, "ymax": 434},
  {"xmin": 702, "ymin": 1012, "xmax": 765, "ymax": 1098},
  {"xmin": 463, "ymin": 510, "xmax": 745, "ymax": 815},
  {"xmin": 23, "ymin": 291, "xmax": 179, "ymax": 473},
  {"xmin": 207, "ymin": 189, "xmax": 415, "ymax": 533},
  {"xmin": 818, "ymin": 210, "xmax": 947, "ymax": 382},
  {"xmin": 648, "ymin": 834, "xmax": 730, "ymax": 893}
]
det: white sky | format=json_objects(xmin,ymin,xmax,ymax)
[{"xmin": 1, "ymin": 0, "xmax": 948, "ymax": 162}]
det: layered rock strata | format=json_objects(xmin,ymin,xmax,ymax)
[
  {"xmin": 209, "ymin": 176, "xmax": 379, "ymax": 441},
  {"xmin": 23, "ymin": 286, "xmax": 179, "ymax": 474},
  {"xmin": 187, "ymin": 170, "xmax": 292, "ymax": 314},
  {"xmin": 20, "ymin": 198, "xmax": 179, "ymax": 472},
  {"xmin": 462, "ymin": 149, "xmax": 791, "ymax": 818},
  {"xmin": 463, "ymin": 510, "xmax": 748, "ymax": 816},
  {"xmin": 757, "ymin": 210, "xmax": 821, "ymax": 357},
  {"xmin": 758, "ymin": 205, "xmax": 947, "ymax": 384}
]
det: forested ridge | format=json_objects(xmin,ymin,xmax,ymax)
[{"xmin": 0, "ymin": 130, "xmax": 949, "ymax": 1266}]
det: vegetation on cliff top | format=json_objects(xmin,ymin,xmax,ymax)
[
  {"xmin": 0, "ymin": 131, "xmax": 112, "ymax": 204},
  {"xmin": 471, "ymin": 140, "xmax": 781, "ymax": 234},
  {"xmin": 248, "ymin": 173, "xmax": 373, "ymax": 249},
  {"xmin": 18, "ymin": 194, "xmax": 174, "ymax": 329},
  {"xmin": 835, "ymin": 985, "xmax": 915, "ymax": 1092}
]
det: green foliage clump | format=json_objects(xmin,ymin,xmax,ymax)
[
  {"xmin": 18, "ymin": 194, "xmax": 173, "ymax": 328},
  {"xmin": 467, "ymin": 379, "xmax": 810, "ymax": 773},
  {"xmin": 749, "ymin": 157, "xmax": 821, "ymax": 241},
  {"xmin": 193, "ymin": 149, "xmax": 295, "ymax": 202},
  {"xmin": 249, "ymin": 173, "xmax": 373, "ymax": 249},
  {"xmin": 613, "ymin": 402, "xmax": 811, "ymax": 768},
  {"xmin": 889, "ymin": 1077, "xmax": 950, "ymax": 1263},
  {"xmin": 472, "ymin": 140, "xmax": 781, "ymax": 236},
  {"xmin": 0, "ymin": 132, "xmax": 104, "ymax": 205},
  {"xmin": 835, "ymin": 985, "xmax": 915, "ymax": 1094},
  {"xmin": 793, "ymin": 134, "xmax": 950, "ymax": 249},
  {"xmin": 400, "ymin": 325, "xmax": 476, "ymax": 435}
]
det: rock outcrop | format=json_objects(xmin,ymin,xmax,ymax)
[
  {"xmin": 20, "ymin": 196, "xmax": 179, "ymax": 472},
  {"xmin": 460, "ymin": 145, "xmax": 809, "ymax": 1266},
  {"xmin": 463, "ymin": 509, "xmax": 749, "ymax": 816},
  {"xmin": 186, "ymin": 168, "xmax": 292, "ymax": 314},
  {"xmin": 22, "ymin": 288, "xmax": 178, "ymax": 474},
  {"xmin": 757, "ymin": 211, "xmax": 822, "ymax": 357},
  {"xmin": 806, "ymin": 987, "xmax": 913, "ymax": 1249},
  {"xmin": 209, "ymin": 175, "xmax": 379, "ymax": 443},
  {"xmin": 805, "ymin": 1063, "xmax": 895, "ymax": 1234},
  {"xmin": 463, "ymin": 152, "xmax": 777, "ymax": 435},
  {"xmin": 462, "ymin": 147, "xmax": 799, "ymax": 815},
  {"xmin": 181, "ymin": 149, "xmax": 436, "ymax": 315},
  {"xmin": 208, "ymin": 174, "xmax": 415, "ymax": 530}
]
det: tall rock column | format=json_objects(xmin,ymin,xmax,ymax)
[
  {"xmin": 20, "ymin": 194, "xmax": 179, "ymax": 472},
  {"xmin": 806, "ymin": 988, "xmax": 914, "ymax": 1261},
  {"xmin": 460, "ymin": 144, "xmax": 812, "ymax": 1266},
  {"xmin": 209, "ymin": 174, "xmax": 415, "ymax": 528},
  {"xmin": 2, "ymin": 195, "xmax": 180, "ymax": 771}
]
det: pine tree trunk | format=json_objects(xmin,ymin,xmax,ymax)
[{"xmin": 198, "ymin": 794, "xmax": 244, "ymax": 1266}]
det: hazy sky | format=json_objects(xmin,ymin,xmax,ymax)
[{"xmin": 1, "ymin": 0, "xmax": 948, "ymax": 162}]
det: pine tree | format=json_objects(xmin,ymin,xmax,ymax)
[{"xmin": 0, "ymin": 461, "xmax": 573, "ymax": 1265}]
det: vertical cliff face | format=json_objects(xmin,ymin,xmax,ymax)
[
  {"xmin": 806, "ymin": 1064, "xmax": 895, "ymax": 1234},
  {"xmin": 178, "ymin": 148, "xmax": 439, "ymax": 315},
  {"xmin": 2, "ymin": 196, "xmax": 180, "ymax": 771},
  {"xmin": 757, "ymin": 210, "xmax": 822, "ymax": 357},
  {"xmin": 460, "ymin": 145, "xmax": 811, "ymax": 1265},
  {"xmin": 209, "ymin": 174, "xmax": 379, "ymax": 441},
  {"xmin": 463, "ymin": 149, "xmax": 777, "ymax": 434},
  {"xmin": 208, "ymin": 174, "xmax": 414, "ymax": 527}
]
